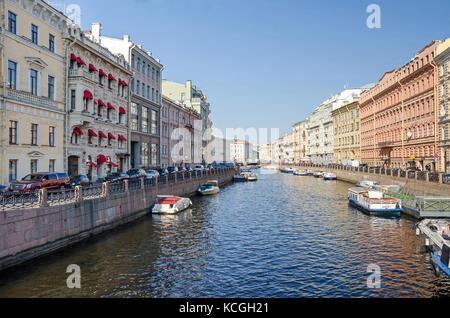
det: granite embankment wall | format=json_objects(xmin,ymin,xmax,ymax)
[
  {"xmin": 0, "ymin": 168, "xmax": 235, "ymax": 271},
  {"xmin": 279, "ymin": 165, "xmax": 450, "ymax": 197}
]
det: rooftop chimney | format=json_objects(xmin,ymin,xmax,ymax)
[
  {"xmin": 91, "ymin": 22, "xmax": 101, "ymax": 39},
  {"xmin": 123, "ymin": 35, "xmax": 130, "ymax": 42}
]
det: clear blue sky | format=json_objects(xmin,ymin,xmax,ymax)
[{"xmin": 54, "ymin": 0, "xmax": 449, "ymax": 137}]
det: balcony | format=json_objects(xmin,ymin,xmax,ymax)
[
  {"xmin": 68, "ymin": 68, "xmax": 94, "ymax": 81},
  {"xmin": 378, "ymin": 141, "xmax": 394, "ymax": 148},
  {"xmin": 6, "ymin": 88, "xmax": 58, "ymax": 109}
]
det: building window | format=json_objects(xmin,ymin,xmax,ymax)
[
  {"xmin": 31, "ymin": 124, "xmax": 38, "ymax": 145},
  {"xmin": 7, "ymin": 61, "xmax": 17, "ymax": 89},
  {"xmin": 130, "ymin": 102, "xmax": 139, "ymax": 131},
  {"xmin": 48, "ymin": 75, "xmax": 55, "ymax": 100},
  {"xmin": 30, "ymin": 69, "xmax": 38, "ymax": 95},
  {"xmin": 151, "ymin": 110, "xmax": 158, "ymax": 135},
  {"xmin": 131, "ymin": 54, "xmax": 135, "ymax": 68},
  {"xmin": 49, "ymin": 34, "xmax": 55, "ymax": 52},
  {"xmin": 49, "ymin": 159, "xmax": 55, "ymax": 172},
  {"xmin": 30, "ymin": 159, "xmax": 38, "ymax": 173},
  {"xmin": 142, "ymin": 83, "xmax": 145, "ymax": 97},
  {"xmin": 142, "ymin": 106, "xmax": 149, "ymax": 133},
  {"xmin": 71, "ymin": 90, "xmax": 76, "ymax": 110},
  {"xmin": 152, "ymin": 88, "xmax": 155, "ymax": 101},
  {"xmin": 9, "ymin": 160, "xmax": 18, "ymax": 182},
  {"xmin": 8, "ymin": 11, "xmax": 17, "ymax": 34},
  {"xmin": 71, "ymin": 132, "xmax": 78, "ymax": 145},
  {"xmin": 136, "ymin": 80, "xmax": 140, "ymax": 95},
  {"xmin": 31, "ymin": 24, "xmax": 39, "ymax": 44},
  {"xmin": 49, "ymin": 126, "xmax": 55, "ymax": 146},
  {"xmin": 9, "ymin": 120, "xmax": 18, "ymax": 145},
  {"xmin": 141, "ymin": 143, "xmax": 149, "ymax": 168},
  {"xmin": 151, "ymin": 143, "xmax": 158, "ymax": 166}
]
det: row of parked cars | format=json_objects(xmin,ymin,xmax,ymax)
[{"xmin": 0, "ymin": 164, "xmax": 220, "ymax": 195}]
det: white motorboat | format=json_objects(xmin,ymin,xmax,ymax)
[
  {"xmin": 323, "ymin": 172, "xmax": 337, "ymax": 180},
  {"xmin": 152, "ymin": 195, "xmax": 192, "ymax": 214},
  {"xmin": 198, "ymin": 180, "xmax": 220, "ymax": 195},
  {"xmin": 246, "ymin": 172, "xmax": 258, "ymax": 181},
  {"xmin": 356, "ymin": 180, "xmax": 380, "ymax": 189}
]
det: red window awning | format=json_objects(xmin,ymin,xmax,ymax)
[
  {"xmin": 119, "ymin": 107, "xmax": 126, "ymax": 114},
  {"xmin": 108, "ymin": 74, "xmax": 117, "ymax": 81},
  {"xmin": 108, "ymin": 162, "xmax": 119, "ymax": 167},
  {"xmin": 73, "ymin": 127, "xmax": 84, "ymax": 135},
  {"xmin": 89, "ymin": 64, "xmax": 98, "ymax": 72},
  {"xmin": 88, "ymin": 129, "xmax": 98, "ymax": 137},
  {"xmin": 119, "ymin": 79, "xmax": 128, "ymax": 87},
  {"xmin": 70, "ymin": 53, "xmax": 77, "ymax": 61},
  {"xmin": 98, "ymin": 131, "xmax": 107, "ymax": 139},
  {"xmin": 97, "ymin": 154, "xmax": 107, "ymax": 164},
  {"xmin": 83, "ymin": 90, "xmax": 93, "ymax": 100},
  {"xmin": 97, "ymin": 99, "xmax": 106, "ymax": 107},
  {"xmin": 99, "ymin": 69, "xmax": 107, "ymax": 77},
  {"xmin": 87, "ymin": 161, "xmax": 99, "ymax": 168},
  {"xmin": 76, "ymin": 57, "xmax": 86, "ymax": 66},
  {"xmin": 107, "ymin": 103, "xmax": 115, "ymax": 110},
  {"xmin": 108, "ymin": 133, "xmax": 116, "ymax": 140},
  {"xmin": 118, "ymin": 134, "xmax": 127, "ymax": 142}
]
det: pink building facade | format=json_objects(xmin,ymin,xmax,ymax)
[{"xmin": 360, "ymin": 41, "xmax": 440, "ymax": 171}]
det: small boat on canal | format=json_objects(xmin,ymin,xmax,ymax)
[
  {"xmin": 280, "ymin": 167, "xmax": 295, "ymax": 173},
  {"xmin": 415, "ymin": 219, "xmax": 450, "ymax": 278},
  {"xmin": 356, "ymin": 180, "xmax": 380, "ymax": 189},
  {"xmin": 233, "ymin": 174, "xmax": 248, "ymax": 182},
  {"xmin": 323, "ymin": 172, "xmax": 337, "ymax": 180},
  {"xmin": 246, "ymin": 172, "xmax": 258, "ymax": 181},
  {"xmin": 313, "ymin": 171, "xmax": 324, "ymax": 178},
  {"xmin": 198, "ymin": 180, "xmax": 220, "ymax": 195},
  {"xmin": 293, "ymin": 169, "xmax": 313, "ymax": 176},
  {"xmin": 152, "ymin": 195, "xmax": 192, "ymax": 214},
  {"xmin": 347, "ymin": 187, "xmax": 402, "ymax": 217}
]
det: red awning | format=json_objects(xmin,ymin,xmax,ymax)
[
  {"xmin": 119, "ymin": 79, "xmax": 128, "ymax": 87},
  {"xmin": 88, "ymin": 129, "xmax": 98, "ymax": 137},
  {"xmin": 97, "ymin": 99, "xmax": 106, "ymax": 107},
  {"xmin": 99, "ymin": 69, "xmax": 107, "ymax": 77},
  {"xmin": 108, "ymin": 74, "xmax": 117, "ymax": 81},
  {"xmin": 76, "ymin": 57, "xmax": 86, "ymax": 66},
  {"xmin": 118, "ymin": 134, "xmax": 127, "ymax": 142},
  {"xmin": 108, "ymin": 162, "xmax": 119, "ymax": 167},
  {"xmin": 107, "ymin": 103, "xmax": 115, "ymax": 110},
  {"xmin": 87, "ymin": 161, "xmax": 99, "ymax": 168},
  {"xmin": 89, "ymin": 64, "xmax": 98, "ymax": 72},
  {"xmin": 98, "ymin": 131, "xmax": 107, "ymax": 139},
  {"xmin": 119, "ymin": 107, "xmax": 126, "ymax": 114},
  {"xmin": 70, "ymin": 53, "xmax": 77, "ymax": 61},
  {"xmin": 107, "ymin": 133, "xmax": 116, "ymax": 140},
  {"xmin": 97, "ymin": 154, "xmax": 107, "ymax": 164},
  {"xmin": 73, "ymin": 127, "xmax": 84, "ymax": 135},
  {"xmin": 83, "ymin": 90, "xmax": 93, "ymax": 99}
]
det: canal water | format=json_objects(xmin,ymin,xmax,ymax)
[{"xmin": 0, "ymin": 170, "xmax": 449, "ymax": 297}]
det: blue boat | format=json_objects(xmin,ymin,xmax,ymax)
[
  {"xmin": 347, "ymin": 187, "xmax": 402, "ymax": 217},
  {"xmin": 233, "ymin": 174, "xmax": 248, "ymax": 182},
  {"xmin": 431, "ymin": 250, "xmax": 450, "ymax": 278}
]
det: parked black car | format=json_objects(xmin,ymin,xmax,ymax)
[
  {"xmin": 69, "ymin": 175, "xmax": 91, "ymax": 188},
  {"xmin": 104, "ymin": 172, "xmax": 129, "ymax": 183},
  {"xmin": 126, "ymin": 169, "xmax": 146, "ymax": 179}
]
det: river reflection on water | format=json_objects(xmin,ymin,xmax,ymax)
[{"xmin": 0, "ymin": 171, "xmax": 449, "ymax": 297}]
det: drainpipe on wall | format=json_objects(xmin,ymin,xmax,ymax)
[
  {"xmin": 128, "ymin": 44, "xmax": 135, "ymax": 171},
  {"xmin": 1, "ymin": 0, "xmax": 6, "ymax": 185},
  {"xmin": 430, "ymin": 59, "xmax": 439, "ymax": 172},
  {"xmin": 371, "ymin": 93, "xmax": 377, "ymax": 167},
  {"xmin": 397, "ymin": 74, "xmax": 405, "ymax": 169},
  {"xmin": 65, "ymin": 32, "xmax": 77, "ymax": 175}
]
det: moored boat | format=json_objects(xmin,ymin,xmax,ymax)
[
  {"xmin": 152, "ymin": 195, "xmax": 192, "ymax": 214},
  {"xmin": 356, "ymin": 180, "xmax": 379, "ymax": 189},
  {"xmin": 293, "ymin": 169, "xmax": 310, "ymax": 176},
  {"xmin": 198, "ymin": 180, "xmax": 220, "ymax": 195},
  {"xmin": 415, "ymin": 219, "xmax": 450, "ymax": 278},
  {"xmin": 347, "ymin": 187, "xmax": 402, "ymax": 217},
  {"xmin": 323, "ymin": 172, "xmax": 337, "ymax": 180},
  {"xmin": 233, "ymin": 174, "xmax": 248, "ymax": 182},
  {"xmin": 313, "ymin": 171, "xmax": 324, "ymax": 178},
  {"xmin": 280, "ymin": 167, "xmax": 295, "ymax": 173},
  {"xmin": 246, "ymin": 172, "xmax": 258, "ymax": 181}
]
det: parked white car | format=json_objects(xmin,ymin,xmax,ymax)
[
  {"xmin": 145, "ymin": 170, "xmax": 160, "ymax": 179},
  {"xmin": 194, "ymin": 165, "xmax": 205, "ymax": 171}
]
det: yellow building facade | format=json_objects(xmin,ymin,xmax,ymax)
[
  {"xmin": 332, "ymin": 99, "xmax": 361, "ymax": 165},
  {"xmin": 1, "ymin": 0, "xmax": 69, "ymax": 185}
]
